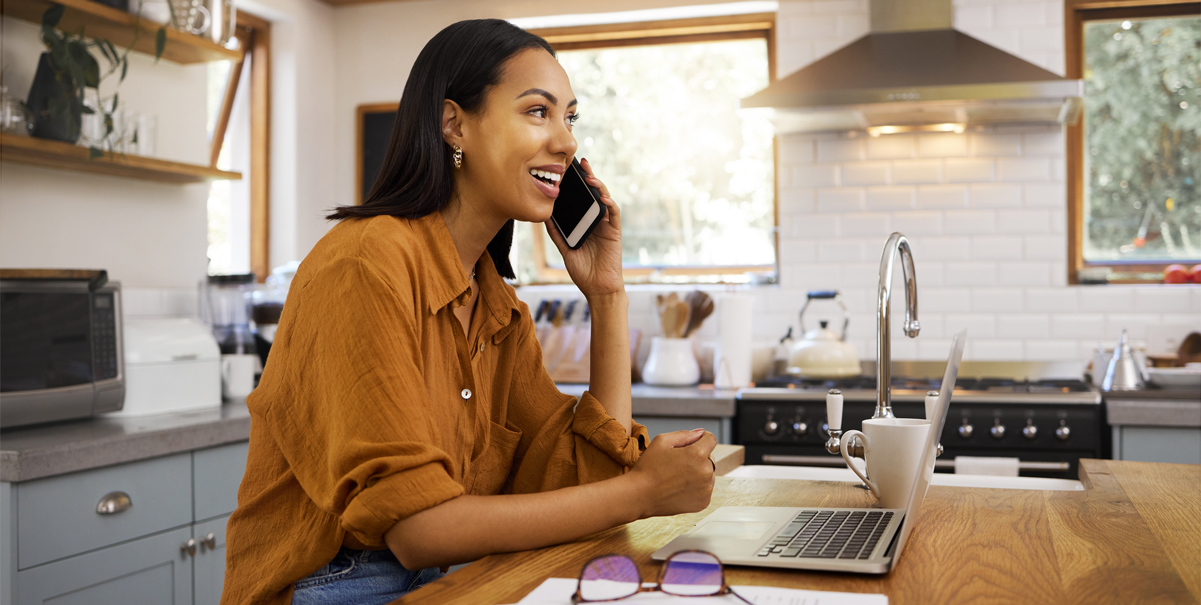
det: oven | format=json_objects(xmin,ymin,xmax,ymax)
[{"xmin": 734, "ymin": 364, "xmax": 1107, "ymax": 479}]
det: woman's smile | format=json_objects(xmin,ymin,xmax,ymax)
[{"xmin": 529, "ymin": 164, "xmax": 564, "ymax": 198}]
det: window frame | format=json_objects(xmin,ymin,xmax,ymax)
[
  {"xmin": 526, "ymin": 13, "xmax": 780, "ymax": 284},
  {"xmin": 209, "ymin": 11, "xmax": 271, "ymax": 282},
  {"xmin": 1065, "ymin": 0, "xmax": 1201, "ymax": 284}
]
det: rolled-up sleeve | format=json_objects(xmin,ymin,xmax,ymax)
[
  {"xmin": 503, "ymin": 310, "xmax": 649, "ymax": 493},
  {"xmin": 259, "ymin": 255, "xmax": 464, "ymax": 549}
]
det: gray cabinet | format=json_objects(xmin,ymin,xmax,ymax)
[
  {"xmin": 1112, "ymin": 426, "xmax": 1201, "ymax": 464},
  {"xmin": 1, "ymin": 441, "xmax": 248, "ymax": 605},
  {"xmin": 634, "ymin": 415, "xmax": 730, "ymax": 444}
]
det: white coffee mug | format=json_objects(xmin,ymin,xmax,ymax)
[
  {"xmin": 220, "ymin": 353, "xmax": 258, "ymax": 400},
  {"xmin": 840, "ymin": 418, "xmax": 931, "ymax": 509}
]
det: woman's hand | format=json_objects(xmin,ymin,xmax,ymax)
[
  {"xmin": 545, "ymin": 158, "xmax": 624, "ymax": 300},
  {"xmin": 627, "ymin": 429, "xmax": 717, "ymax": 518}
]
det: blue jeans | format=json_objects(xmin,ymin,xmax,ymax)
[{"xmin": 291, "ymin": 547, "xmax": 443, "ymax": 605}]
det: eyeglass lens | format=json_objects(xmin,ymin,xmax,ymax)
[
  {"xmin": 579, "ymin": 555, "xmax": 640, "ymax": 601},
  {"xmin": 662, "ymin": 552, "xmax": 723, "ymax": 596}
]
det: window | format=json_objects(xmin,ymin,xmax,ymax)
[
  {"xmin": 1066, "ymin": 0, "xmax": 1200, "ymax": 283},
  {"xmin": 206, "ymin": 12, "xmax": 270, "ymax": 279},
  {"xmin": 514, "ymin": 13, "xmax": 778, "ymax": 284}
]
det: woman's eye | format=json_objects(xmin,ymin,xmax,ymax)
[
  {"xmin": 567, "ymin": 113, "xmax": 580, "ymax": 125},
  {"xmin": 528, "ymin": 106, "xmax": 548, "ymax": 119}
]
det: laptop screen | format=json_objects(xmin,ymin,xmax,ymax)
[{"xmin": 888, "ymin": 329, "xmax": 967, "ymax": 564}]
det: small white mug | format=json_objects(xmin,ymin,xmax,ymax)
[
  {"xmin": 220, "ymin": 353, "xmax": 258, "ymax": 400},
  {"xmin": 840, "ymin": 418, "xmax": 931, "ymax": 509}
]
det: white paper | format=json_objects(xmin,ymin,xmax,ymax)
[
  {"xmin": 714, "ymin": 294, "xmax": 753, "ymax": 389},
  {"xmin": 511, "ymin": 578, "xmax": 887, "ymax": 605}
]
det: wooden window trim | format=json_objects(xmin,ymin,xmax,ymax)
[
  {"xmin": 525, "ymin": 13, "xmax": 778, "ymax": 284},
  {"xmin": 1065, "ymin": 0, "xmax": 1201, "ymax": 284},
  {"xmin": 209, "ymin": 11, "xmax": 271, "ymax": 282}
]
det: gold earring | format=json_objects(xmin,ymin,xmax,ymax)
[{"xmin": 452, "ymin": 145, "xmax": 463, "ymax": 169}]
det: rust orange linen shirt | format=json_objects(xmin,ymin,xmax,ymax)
[{"xmin": 220, "ymin": 213, "xmax": 649, "ymax": 605}]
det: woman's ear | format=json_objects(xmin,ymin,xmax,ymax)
[{"xmin": 442, "ymin": 99, "xmax": 465, "ymax": 147}]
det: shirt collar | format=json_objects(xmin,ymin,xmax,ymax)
[{"xmin": 418, "ymin": 213, "xmax": 520, "ymax": 328}]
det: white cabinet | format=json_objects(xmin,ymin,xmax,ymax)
[{"xmin": 1, "ymin": 442, "xmax": 248, "ymax": 605}]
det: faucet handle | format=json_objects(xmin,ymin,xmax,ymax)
[
  {"xmin": 924, "ymin": 390, "xmax": 939, "ymax": 421},
  {"xmin": 826, "ymin": 389, "xmax": 843, "ymax": 432}
]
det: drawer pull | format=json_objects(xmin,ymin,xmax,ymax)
[
  {"xmin": 201, "ymin": 533, "xmax": 217, "ymax": 551},
  {"xmin": 181, "ymin": 538, "xmax": 197, "ymax": 557},
  {"xmin": 96, "ymin": 491, "xmax": 133, "ymax": 515}
]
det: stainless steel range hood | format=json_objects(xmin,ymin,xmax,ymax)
[{"xmin": 743, "ymin": 0, "xmax": 1083, "ymax": 134}]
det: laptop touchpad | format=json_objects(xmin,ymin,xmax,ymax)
[{"xmin": 693, "ymin": 522, "xmax": 775, "ymax": 541}]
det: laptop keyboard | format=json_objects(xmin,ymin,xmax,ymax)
[{"xmin": 755, "ymin": 510, "xmax": 895, "ymax": 560}]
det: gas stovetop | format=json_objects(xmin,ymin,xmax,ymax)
[{"xmin": 741, "ymin": 375, "xmax": 1101, "ymax": 405}]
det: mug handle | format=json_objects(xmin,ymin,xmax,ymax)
[{"xmin": 840, "ymin": 430, "xmax": 878, "ymax": 498}]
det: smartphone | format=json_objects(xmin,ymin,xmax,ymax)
[{"xmin": 551, "ymin": 158, "xmax": 607, "ymax": 250}]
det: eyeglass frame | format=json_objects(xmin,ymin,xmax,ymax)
[{"xmin": 570, "ymin": 550, "xmax": 753, "ymax": 604}]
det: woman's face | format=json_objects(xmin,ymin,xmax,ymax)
[{"xmin": 453, "ymin": 48, "xmax": 579, "ymax": 224}]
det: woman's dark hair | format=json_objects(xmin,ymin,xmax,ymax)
[{"xmin": 327, "ymin": 19, "xmax": 555, "ymax": 279}]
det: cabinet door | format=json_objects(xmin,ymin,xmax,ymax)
[
  {"xmin": 17, "ymin": 526, "xmax": 191, "ymax": 605},
  {"xmin": 193, "ymin": 442, "xmax": 249, "ymax": 522},
  {"xmin": 634, "ymin": 416, "xmax": 726, "ymax": 443},
  {"xmin": 193, "ymin": 514, "xmax": 230, "ymax": 605}
]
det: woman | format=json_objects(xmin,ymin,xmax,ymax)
[{"xmin": 220, "ymin": 19, "xmax": 717, "ymax": 605}]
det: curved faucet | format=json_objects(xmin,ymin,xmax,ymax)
[{"xmin": 875, "ymin": 232, "xmax": 919, "ymax": 419}]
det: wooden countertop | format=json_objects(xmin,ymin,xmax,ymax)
[{"xmin": 395, "ymin": 459, "xmax": 1200, "ymax": 604}]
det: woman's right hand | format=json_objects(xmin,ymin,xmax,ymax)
[{"xmin": 628, "ymin": 429, "xmax": 717, "ymax": 518}]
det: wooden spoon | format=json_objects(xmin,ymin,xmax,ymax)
[{"xmin": 683, "ymin": 291, "xmax": 714, "ymax": 337}]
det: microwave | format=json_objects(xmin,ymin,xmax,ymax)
[{"xmin": 0, "ymin": 270, "xmax": 125, "ymax": 428}]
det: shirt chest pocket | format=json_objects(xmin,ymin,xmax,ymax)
[{"xmin": 463, "ymin": 420, "xmax": 522, "ymax": 496}]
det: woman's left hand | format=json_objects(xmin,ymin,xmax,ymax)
[{"xmin": 545, "ymin": 158, "xmax": 624, "ymax": 299}]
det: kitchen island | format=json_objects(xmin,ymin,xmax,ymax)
[{"xmin": 395, "ymin": 458, "xmax": 1200, "ymax": 605}]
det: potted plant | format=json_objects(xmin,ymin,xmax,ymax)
[{"xmin": 25, "ymin": 3, "xmax": 167, "ymax": 157}]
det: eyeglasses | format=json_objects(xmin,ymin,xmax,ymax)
[{"xmin": 571, "ymin": 550, "xmax": 752, "ymax": 604}]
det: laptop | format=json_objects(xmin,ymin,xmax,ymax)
[{"xmin": 652, "ymin": 330, "xmax": 967, "ymax": 574}]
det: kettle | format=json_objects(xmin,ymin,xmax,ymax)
[{"xmin": 787, "ymin": 291, "xmax": 861, "ymax": 378}]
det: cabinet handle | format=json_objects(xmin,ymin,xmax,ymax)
[
  {"xmin": 200, "ymin": 533, "xmax": 217, "ymax": 551},
  {"xmin": 96, "ymin": 491, "xmax": 132, "ymax": 515},
  {"xmin": 181, "ymin": 538, "xmax": 197, "ymax": 557}
]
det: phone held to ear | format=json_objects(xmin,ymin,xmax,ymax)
[{"xmin": 551, "ymin": 158, "xmax": 607, "ymax": 250}]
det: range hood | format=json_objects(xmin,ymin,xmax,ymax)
[{"xmin": 743, "ymin": 0, "xmax": 1083, "ymax": 134}]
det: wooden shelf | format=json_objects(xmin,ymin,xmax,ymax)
[
  {"xmin": 1, "ymin": 133, "xmax": 242, "ymax": 183},
  {"xmin": 1, "ymin": 0, "xmax": 241, "ymax": 64}
]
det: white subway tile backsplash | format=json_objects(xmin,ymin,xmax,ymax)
[
  {"xmin": 1023, "ymin": 234, "xmax": 1065, "ymax": 261},
  {"xmin": 1049, "ymin": 262, "xmax": 1068, "ymax": 287},
  {"xmin": 998, "ymin": 158, "xmax": 1051, "ymax": 182},
  {"xmin": 1021, "ymin": 27, "xmax": 1064, "ymax": 52},
  {"xmin": 813, "ymin": 0, "xmax": 866, "ymax": 14},
  {"xmin": 794, "ymin": 164, "xmax": 840, "ymax": 188},
  {"xmin": 1022, "ymin": 131, "xmax": 1065, "ymax": 156},
  {"xmin": 970, "ymin": 184, "xmax": 1023, "ymax": 208},
  {"xmin": 840, "ymin": 213, "xmax": 891, "ymax": 236},
  {"xmin": 892, "ymin": 160, "xmax": 943, "ymax": 184},
  {"xmin": 891, "ymin": 211, "xmax": 944, "ymax": 236},
  {"xmin": 1026, "ymin": 340, "xmax": 1080, "ymax": 361},
  {"xmin": 1104, "ymin": 314, "xmax": 1163, "ymax": 341},
  {"xmin": 915, "ymin": 237, "xmax": 973, "ymax": 261},
  {"xmin": 945, "ymin": 158, "xmax": 994, "ymax": 183},
  {"xmin": 969, "ymin": 339, "xmax": 1025, "ymax": 360},
  {"xmin": 1050, "ymin": 314, "xmax": 1105, "ymax": 339},
  {"xmin": 784, "ymin": 14, "xmax": 840, "ymax": 39},
  {"xmin": 1025, "ymin": 287, "xmax": 1078, "ymax": 312},
  {"xmin": 917, "ymin": 185, "xmax": 969, "ymax": 209},
  {"xmin": 972, "ymin": 236, "xmax": 1025, "ymax": 261},
  {"xmin": 1130, "ymin": 287, "xmax": 1192, "ymax": 314},
  {"xmin": 867, "ymin": 135, "xmax": 917, "ymax": 159},
  {"xmin": 866, "ymin": 187, "xmax": 916, "ymax": 210},
  {"xmin": 970, "ymin": 133, "xmax": 1022, "ymax": 157},
  {"xmin": 1024, "ymin": 182, "xmax": 1065, "ymax": 208},
  {"xmin": 973, "ymin": 29, "xmax": 1021, "ymax": 54},
  {"xmin": 954, "ymin": 4, "xmax": 993, "ymax": 30},
  {"xmin": 997, "ymin": 314, "xmax": 1050, "ymax": 339},
  {"xmin": 997, "ymin": 261, "xmax": 1052, "ymax": 287},
  {"xmin": 780, "ymin": 240, "xmax": 819, "ymax": 264},
  {"xmin": 842, "ymin": 162, "xmax": 891, "ymax": 186},
  {"xmin": 918, "ymin": 134, "xmax": 969, "ymax": 158},
  {"xmin": 945, "ymin": 262, "xmax": 999, "ymax": 286},
  {"xmin": 924, "ymin": 287, "xmax": 973, "ymax": 313},
  {"xmin": 1078, "ymin": 287, "xmax": 1135, "ymax": 313},
  {"xmin": 818, "ymin": 138, "xmax": 866, "ymax": 162},
  {"xmin": 919, "ymin": 261, "xmax": 946, "ymax": 287},
  {"xmin": 1192, "ymin": 289, "xmax": 1201, "ymax": 313},
  {"xmin": 945, "ymin": 314, "xmax": 998, "ymax": 338},
  {"xmin": 781, "ymin": 136, "xmax": 816, "ymax": 164},
  {"xmin": 817, "ymin": 188, "xmax": 866, "ymax": 213},
  {"xmin": 792, "ymin": 214, "xmax": 839, "ymax": 238},
  {"xmin": 945, "ymin": 210, "xmax": 998, "ymax": 235},
  {"xmin": 995, "ymin": 2, "xmax": 1046, "ymax": 27},
  {"xmin": 836, "ymin": 13, "xmax": 871, "ymax": 37},
  {"xmin": 818, "ymin": 239, "xmax": 867, "ymax": 262},
  {"xmin": 997, "ymin": 209, "xmax": 1051, "ymax": 234},
  {"xmin": 972, "ymin": 288, "xmax": 1024, "ymax": 313},
  {"xmin": 1049, "ymin": 210, "xmax": 1067, "ymax": 233}
]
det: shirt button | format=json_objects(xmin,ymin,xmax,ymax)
[
  {"xmin": 461, "ymin": 388, "xmax": 472, "ymax": 400},
  {"xmin": 478, "ymin": 342, "xmax": 485, "ymax": 352}
]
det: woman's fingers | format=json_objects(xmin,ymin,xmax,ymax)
[
  {"xmin": 544, "ymin": 218, "xmax": 570, "ymax": 254},
  {"xmin": 579, "ymin": 158, "xmax": 621, "ymax": 232}
]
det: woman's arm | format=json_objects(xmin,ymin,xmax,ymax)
[{"xmin": 384, "ymin": 428, "xmax": 716, "ymax": 570}]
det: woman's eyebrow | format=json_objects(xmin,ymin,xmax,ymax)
[{"xmin": 516, "ymin": 88, "xmax": 578, "ymax": 109}]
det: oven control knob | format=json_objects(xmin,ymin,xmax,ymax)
[
  {"xmin": 791, "ymin": 420, "xmax": 808, "ymax": 436},
  {"xmin": 764, "ymin": 419, "xmax": 780, "ymax": 436},
  {"xmin": 958, "ymin": 420, "xmax": 973, "ymax": 439},
  {"xmin": 1055, "ymin": 421, "xmax": 1071, "ymax": 441},
  {"xmin": 990, "ymin": 420, "xmax": 1006, "ymax": 439},
  {"xmin": 1023, "ymin": 420, "xmax": 1038, "ymax": 440}
]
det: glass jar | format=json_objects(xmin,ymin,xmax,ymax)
[{"xmin": 0, "ymin": 86, "xmax": 32, "ymax": 136}]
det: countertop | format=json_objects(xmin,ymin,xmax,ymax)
[
  {"xmin": 1105, "ymin": 387, "xmax": 1201, "ymax": 428},
  {"xmin": 395, "ymin": 458, "xmax": 1201, "ymax": 604},
  {"xmin": 556, "ymin": 383, "xmax": 738, "ymax": 418}
]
